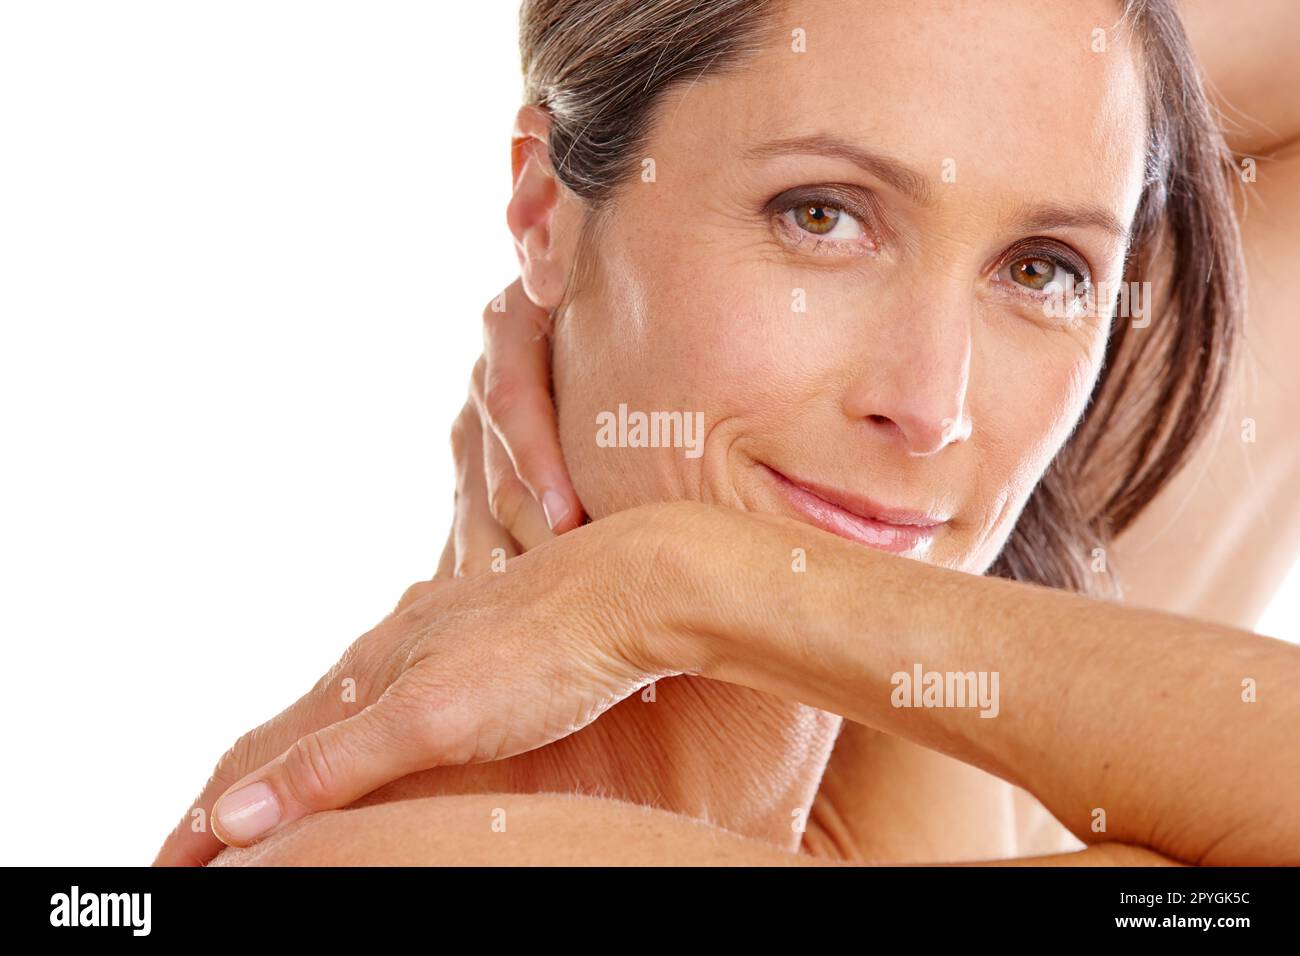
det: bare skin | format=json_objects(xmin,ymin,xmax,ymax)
[
  {"xmin": 206, "ymin": 792, "xmax": 1177, "ymax": 867},
  {"xmin": 873, "ymin": 0, "xmax": 1300, "ymax": 863},
  {"xmin": 1107, "ymin": 0, "xmax": 1300, "ymax": 631},
  {"xmin": 457, "ymin": 0, "xmax": 1300, "ymax": 865},
  {"xmin": 196, "ymin": 498, "xmax": 1300, "ymax": 867},
  {"xmin": 448, "ymin": 0, "xmax": 1300, "ymax": 866},
  {"xmin": 154, "ymin": 0, "xmax": 1300, "ymax": 867}
]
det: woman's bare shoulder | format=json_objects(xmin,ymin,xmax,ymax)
[
  {"xmin": 207, "ymin": 791, "xmax": 823, "ymax": 867},
  {"xmin": 1117, "ymin": 5, "xmax": 1300, "ymax": 629},
  {"xmin": 206, "ymin": 789, "xmax": 1178, "ymax": 867},
  {"xmin": 1108, "ymin": 143, "xmax": 1300, "ymax": 629}
]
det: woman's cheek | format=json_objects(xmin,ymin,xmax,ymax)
[
  {"xmin": 1050, "ymin": 331, "xmax": 1109, "ymax": 444},
  {"xmin": 963, "ymin": 331, "xmax": 1103, "ymax": 558},
  {"xmin": 552, "ymin": 270, "xmax": 801, "ymax": 517},
  {"xmin": 1007, "ymin": 336, "xmax": 1104, "ymax": 482}
]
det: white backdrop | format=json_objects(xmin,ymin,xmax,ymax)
[
  {"xmin": 1, "ymin": 1, "xmax": 1295, "ymax": 866},
  {"xmin": 0, "ymin": 1, "xmax": 520, "ymax": 865}
]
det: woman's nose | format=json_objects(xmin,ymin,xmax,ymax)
[{"xmin": 840, "ymin": 304, "xmax": 973, "ymax": 458}]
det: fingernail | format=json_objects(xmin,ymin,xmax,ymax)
[
  {"xmin": 214, "ymin": 781, "xmax": 281, "ymax": 843},
  {"xmin": 541, "ymin": 489, "xmax": 570, "ymax": 531}
]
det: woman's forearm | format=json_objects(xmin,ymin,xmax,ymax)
[{"xmin": 640, "ymin": 501, "xmax": 1300, "ymax": 865}]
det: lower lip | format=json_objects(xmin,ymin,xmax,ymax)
[{"xmin": 765, "ymin": 467, "xmax": 940, "ymax": 554}]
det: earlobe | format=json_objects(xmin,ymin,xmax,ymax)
[{"xmin": 507, "ymin": 105, "xmax": 572, "ymax": 310}]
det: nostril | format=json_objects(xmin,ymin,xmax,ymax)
[{"xmin": 867, "ymin": 414, "xmax": 891, "ymax": 425}]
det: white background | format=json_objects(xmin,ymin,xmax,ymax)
[{"xmin": 1, "ymin": 2, "xmax": 1295, "ymax": 866}]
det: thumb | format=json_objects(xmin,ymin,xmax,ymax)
[{"xmin": 209, "ymin": 695, "xmax": 435, "ymax": 848}]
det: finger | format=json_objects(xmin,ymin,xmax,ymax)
[
  {"xmin": 151, "ymin": 684, "xmax": 331, "ymax": 866},
  {"xmin": 384, "ymin": 540, "xmax": 457, "ymax": 621},
  {"xmin": 390, "ymin": 574, "xmax": 446, "ymax": 618},
  {"xmin": 451, "ymin": 399, "xmax": 518, "ymax": 576},
  {"xmin": 153, "ymin": 635, "xmax": 384, "ymax": 866},
  {"xmin": 468, "ymin": 354, "xmax": 567, "ymax": 548},
  {"xmin": 482, "ymin": 416, "xmax": 553, "ymax": 551},
  {"xmin": 207, "ymin": 673, "xmax": 470, "ymax": 849},
  {"xmin": 480, "ymin": 280, "xmax": 584, "ymax": 534}
]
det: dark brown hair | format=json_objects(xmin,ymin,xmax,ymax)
[{"xmin": 519, "ymin": 0, "xmax": 1244, "ymax": 597}]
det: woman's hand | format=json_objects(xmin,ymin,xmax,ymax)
[
  {"xmin": 151, "ymin": 504, "xmax": 692, "ymax": 867},
  {"xmin": 449, "ymin": 279, "xmax": 583, "ymax": 578}
]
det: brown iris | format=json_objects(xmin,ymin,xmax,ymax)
[
  {"xmin": 1011, "ymin": 257, "xmax": 1056, "ymax": 290},
  {"xmin": 793, "ymin": 204, "xmax": 841, "ymax": 235}
]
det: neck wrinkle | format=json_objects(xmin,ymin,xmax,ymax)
[
  {"xmin": 521, "ymin": 675, "xmax": 843, "ymax": 848},
  {"xmin": 353, "ymin": 676, "xmax": 841, "ymax": 850}
]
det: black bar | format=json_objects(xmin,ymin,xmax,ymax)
[{"xmin": 7, "ymin": 865, "xmax": 1291, "ymax": 940}]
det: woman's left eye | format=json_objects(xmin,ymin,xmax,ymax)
[
  {"xmin": 999, "ymin": 250, "xmax": 1089, "ymax": 299},
  {"xmin": 785, "ymin": 203, "xmax": 864, "ymax": 240},
  {"xmin": 1010, "ymin": 256, "xmax": 1058, "ymax": 290},
  {"xmin": 765, "ymin": 185, "xmax": 880, "ymax": 256}
]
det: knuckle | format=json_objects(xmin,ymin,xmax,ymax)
[
  {"xmin": 392, "ymin": 580, "xmax": 444, "ymax": 620},
  {"xmin": 223, "ymin": 727, "xmax": 265, "ymax": 773},
  {"xmin": 469, "ymin": 361, "xmax": 488, "ymax": 411},
  {"xmin": 334, "ymin": 627, "xmax": 405, "ymax": 703},
  {"xmin": 487, "ymin": 474, "xmax": 529, "ymax": 530},
  {"xmin": 314, "ymin": 640, "xmax": 361, "ymax": 698},
  {"xmin": 397, "ymin": 580, "xmax": 434, "ymax": 611},
  {"xmin": 449, "ymin": 404, "xmax": 477, "ymax": 458},
  {"xmin": 282, "ymin": 732, "xmax": 338, "ymax": 808},
  {"xmin": 202, "ymin": 730, "xmax": 265, "ymax": 804},
  {"xmin": 510, "ymin": 442, "xmax": 550, "ymax": 485},
  {"xmin": 385, "ymin": 678, "xmax": 474, "ymax": 765},
  {"xmin": 482, "ymin": 374, "xmax": 523, "ymax": 429},
  {"xmin": 470, "ymin": 355, "xmax": 486, "ymax": 393},
  {"xmin": 481, "ymin": 295, "xmax": 507, "ymax": 326},
  {"xmin": 211, "ymin": 737, "xmax": 253, "ymax": 789}
]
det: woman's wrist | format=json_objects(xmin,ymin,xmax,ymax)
[
  {"xmin": 624, "ymin": 501, "xmax": 921, "ymax": 728},
  {"xmin": 590, "ymin": 501, "xmax": 715, "ymax": 680},
  {"xmin": 597, "ymin": 500, "xmax": 777, "ymax": 681},
  {"xmin": 622, "ymin": 501, "xmax": 1015, "ymax": 775},
  {"xmin": 688, "ymin": 507, "xmax": 917, "ymax": 722}
]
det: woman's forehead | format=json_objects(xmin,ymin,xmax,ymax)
[{"xmin": 649, "ymin": 0, "xmax": 1149, "ymax": 220}]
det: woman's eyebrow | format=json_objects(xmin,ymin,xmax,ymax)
[
  {"xmin": 1014, "ymin": 202, "xmax": 1132, "ymax": 244},
  {"xmin": 745, "ymin": 134, "xmax": 1131, "ymax": 244},
  {"xmin": 744, "ymin": 134, "xmax": 933, "ymax": 205}
]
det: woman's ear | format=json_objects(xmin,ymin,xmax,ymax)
[{"xmin": 507, "ymin": 105, "xmax": 575, "ymax": 311}]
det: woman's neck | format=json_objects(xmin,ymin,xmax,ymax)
[{"xmin": 355, "ymin": 676, "xmax": 842, "ymax": 850}]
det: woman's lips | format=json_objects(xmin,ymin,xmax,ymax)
[{"xmin": 763, "ymin": 465, "xmax": 946, "ymax": 554}]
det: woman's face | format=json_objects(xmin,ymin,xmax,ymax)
[{"xmin": 549, "ymin": 0, "xmax": 1149, "ymax": 573}]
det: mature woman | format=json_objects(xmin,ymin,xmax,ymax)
[{"xmin": 155, "ymin": 0, "xmax": 1300, "ymax": 866}]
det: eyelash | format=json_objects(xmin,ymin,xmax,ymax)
[
  {"xmin": 767, "ymin": 186, "xmax": 881, "ymax": 257},
  {"xmin": 991, "ymin": 242, "xmax": 1093, "ymax": 304},
  {"xmin": 767, "ymin": 187, "xmax": 1094, "ymax": 305}
]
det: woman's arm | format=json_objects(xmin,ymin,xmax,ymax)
[
  {"xmin": 208, "ymin": 791, "xmax": 1180, "ymax": 867},
  {"xmin": 1179, "ymin": 0, "xmax": 1300, "ymax": 157},
  {"xmin": 163, "ymin": 498, "xmax": 1296, "ymax": 867},
  {"xmin": 812, "ymin": 0, "xmax": 1300, "ymax": 864},
  {"xmin": 635, "ymin": 502, "xmax": 1299, "ymax": 867},
  {"xmin": 1106, "ymin": 2, "xmax": 1300, "ymax": 630}
]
